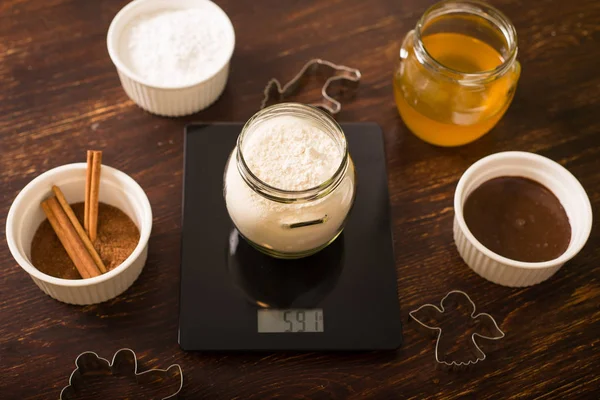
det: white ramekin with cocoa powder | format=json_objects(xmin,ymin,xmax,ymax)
[{"xmin": 6, "ymin": 163, "xmax": 152, "ymax": 305}]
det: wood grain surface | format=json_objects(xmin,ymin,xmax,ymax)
[{"xmin": 1, "ymin": 0, "xmax": 599, "ymax": 398}]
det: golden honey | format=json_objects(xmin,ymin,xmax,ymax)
[{"xmin": 394, "ymin": 1, "xmax": 520, "ymax": 147}]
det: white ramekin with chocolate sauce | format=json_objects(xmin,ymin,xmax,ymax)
[{"xmin": 454, "ymin": 151, "xmax": 592, "ymax": 287}]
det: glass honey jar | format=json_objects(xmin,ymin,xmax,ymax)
[{"xmin": 393, "ymin": 0, "xmax": 520, "ymax": 146}]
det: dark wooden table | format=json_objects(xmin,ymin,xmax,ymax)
[{"xmin": 1, "ymin": 0, "xmax": 599, "ymax": 398}]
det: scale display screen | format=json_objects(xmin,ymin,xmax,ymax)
[{"xmin": 258, "ymin": 309, "xmax": 324, "ymax": 333}]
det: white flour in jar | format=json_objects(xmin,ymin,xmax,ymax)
[
  {"xmin": 121, "ymin": 9, "xmax": 227, "ymax": 87},
  {"xmin": 242, "ymin": 117, "xmax": 341, "ymax": 190},
  {"xmin": 225, "ymin": 116, "xmax": 355, "ymax": 255}
]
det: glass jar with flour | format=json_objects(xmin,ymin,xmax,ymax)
[{"xmin": 224, "ymin": 103, "xmax": 356, "ymax": 259}]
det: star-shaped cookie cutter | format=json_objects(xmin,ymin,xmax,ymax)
[
  {"xmin": 409, "ymin": 290, "xmax": 505, "ymax": 370},
  {"xmin": 60, "ymin": 348, "xmax": 183, "ymax": 399},
  {"xmin": 261, "ymin": 59, "xmax": 361, "ymax": 115}
]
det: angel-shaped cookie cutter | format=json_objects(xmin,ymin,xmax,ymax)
[
  {"xmin": 60, "ymin": 348, "xmax": 183, "ymax": 399},
  {"xmin": 261, "ymin": 59, "xmax": 361, "ymax": 115},
  {"xmin": 409, "ymin": 290, "xmax": 505, "ymax": 370}
]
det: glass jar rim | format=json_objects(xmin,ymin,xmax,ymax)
[
  {"xmin": 414, "ymin": 0, "xmax": 518, "ymax": 84},
  {"xmin": 236, "ymin": 103, "xmax": 349, "ymax": 204}
]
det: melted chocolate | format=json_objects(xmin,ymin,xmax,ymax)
[{"xmin": 463, "ymin": 176, "xmax": 571, "ymax": 262}]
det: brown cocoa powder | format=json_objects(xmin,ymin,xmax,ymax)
[{"xmin": 31, "ymin": 202, "xmax": 140, "ymax": 279}]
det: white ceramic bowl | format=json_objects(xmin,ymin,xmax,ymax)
[
  {"xmin": 107, "ymin": 0, "xmax": 235, "ymax": 117},
  {"xmin": 6, "ymin": 163, "xmax": 152, "ymax": 305},
  {"xmin": 454, "ymin": 151, "xmax": 592, "ymax": 287}
]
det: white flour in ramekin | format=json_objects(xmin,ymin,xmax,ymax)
[{"xmin": 121, "ymin": 9, "xmax": 228, "ymax": 87}]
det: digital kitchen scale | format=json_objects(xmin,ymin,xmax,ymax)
[{"xmin": 179, "ymin": 122, "xmax": 402, "ymax": 351}]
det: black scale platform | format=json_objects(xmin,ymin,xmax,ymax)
[{"xmin": 179, "ymin": 123, "xmax": 402, "ymax": 351}]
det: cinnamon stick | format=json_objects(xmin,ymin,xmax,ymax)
[
  {"xmin": 52, "ymin": 185, "xmax": 107, "ymax": 274},
  {"xmin": 84, "ymin": 150, "xmax": 93, "ymax": 234},
  {"xmin": 41, "ymin": 197, "xmax": 101, "ymax": 279},
  {"xmin": 86, "ymin": 150, "xmax": 102, "ymax": 242}
]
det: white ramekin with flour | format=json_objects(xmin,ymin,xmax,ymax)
[
  {"xmin": 224, "ymin": 103, "xmax": 357, "ymax": 259},
  {"xmin": 107, "ymin": 0, "xmax": 235, "ymax": 117}
]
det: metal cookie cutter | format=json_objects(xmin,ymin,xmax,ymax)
[
  {"xmin": 60, "ymin": 348, "xmax": 183, "ymax": 399},
  {"xmin": 409, "ymin": 290, "xmax": 505, "ymax": 370},
  {"xmin": 261, "ymin": 59, "xmax": 361, "ymax": 115}
]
